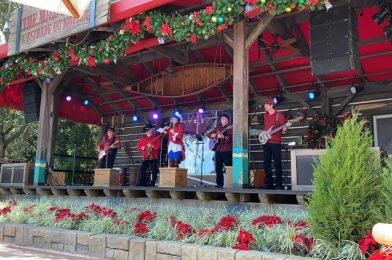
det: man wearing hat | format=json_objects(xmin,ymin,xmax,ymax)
[
  {"xmin": 97, "ymin": 127, "xmax": 121, "ymax": 168},
  {"xmin": 137, "ymin": 124, "xmax": 161, "ymax": 186},
  {"xmin": 262, "ymin": 99, "xmax": 291, "ymax": 190},
  {"xmin": 207, "ymin": 114, "xmax": 233, "ymax": 188}
]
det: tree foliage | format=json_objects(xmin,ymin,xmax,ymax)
[
  {"xmin": 307, "ymin": 112, "xmax": 387, "ymax": 244},
  {"xmin": 54, "ymin": 119, "xmax": 99, "ymax": 183},
  {"xmin": 0, "ymin": 107, "xmax": 37, "ymax": 161}
]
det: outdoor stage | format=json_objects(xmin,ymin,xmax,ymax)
[{"xmin": 0, "ymin": 184, "xmax": 309, "ymax": 205}]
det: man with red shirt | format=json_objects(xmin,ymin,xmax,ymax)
[
  {"xmin": 262, "ymin": 99, "xmax": 291, "ymax": 190},
  {"xmin": 207, "ymin": 114, "xmax": 233, "ymax": 188},
  {"xmin": 137, "ymin": 124, "xmax": 161, "ymax": 186}
]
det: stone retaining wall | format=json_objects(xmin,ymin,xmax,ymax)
[{"xmin": 0, "ymin": 222, "xmax": 316, "ymax": 260}]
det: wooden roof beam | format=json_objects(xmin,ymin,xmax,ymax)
[
  {"xmin": 148, "ymin": 46, "xmax": 188, "ymax": 65},
  {"xmin": 85, "ymin": 77, "xmax": 124, "ymax": 115},
  {"xmin": 74, "ymin": 66, "xmax": 130, "ymax": 86},
  {"xmin": 112, "ymin": 82, "xmax": 140, "ymax": 110},
  {"xmin": 291, "ymin": 22, "xmax": 310, "ymax": 57},
  {"xmin": 245, "ymin": 13, "xmax": 274, "ymax": 50}
]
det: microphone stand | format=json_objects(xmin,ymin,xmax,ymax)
[{"xmin": 71, "ymin": 144, "xmax": 76, "ymax": 185}]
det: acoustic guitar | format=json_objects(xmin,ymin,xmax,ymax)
[{"xmin": 208, "ymin": 125, "xmax": 233, "ymax": 151}]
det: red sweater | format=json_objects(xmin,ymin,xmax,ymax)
[
  {"xmin": 165, "ymin": 122, "xmax": 185, "ymax": 161},
  {"xmin": 263, "ymin": 111, "xmax": 286, "ymax": 144},
  {"xmin": 168, "ymin": 123, "xmax": 184, "ymax": 145},
  {"xmin": 138, "ymin": 134, "xmax": 161, "ymax": 160}
]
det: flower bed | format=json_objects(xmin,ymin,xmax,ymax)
[{"xmin": 0, "ymin": 199, "xmax": 383, "ymax": 259}]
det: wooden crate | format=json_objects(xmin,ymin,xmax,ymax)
[
  {"xmin": 224, "ymin": 166, "xmax": 232, "ymax": 188},
  {"xmin": 47, "ymin": 172, "xmax": 66, "ymax": 186},
  {"xmin": 93, "ymin": 169, "xmax": 119, "ymax": 187},
  {"xmin": 0, "ymin": 163, "xmax": 34, "ymax": 186},
  {"xmin": 158, "ymin": 168, "xmax": 187, "ymax": 187}
]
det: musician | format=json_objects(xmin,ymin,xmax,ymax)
[
  {"xmin": 207, "ymin": 114, "xmax": 233, "ymax": 188},
  {"xmin": 97, "ymin": 127, "xmax": 121, "ymax": 168},
  {"xmin": 158, "ymin": 114, "xmax": 185, "ymax": 167},
  {"xmin": 262, "ymin": 99, "xmax": 291, "ymax": 190},
  {"xmin": 137, "ymin": 124, "xmax": 161, "ymax": 186}
]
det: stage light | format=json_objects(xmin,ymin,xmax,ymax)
[
  {"xmin": 174, "ymin": 108, "xmax": 181, "ymax": 117},
  {"xmin": 65, "ymin": 96, "xmax": 72, "ymax": 101},
  {"xmin": 132, "ymin": 114, "xmax": 139, "ymax": 122},
  {"xmin": 307, "ymin": 90, "xmax": 319, "ymax": 100},
  {"xmin": 272, "ymin": 94, "xmax": 284, "ymax": 105},
  {"xmin": 198, "ymin": 108, "xmax": 204, "ymax": 114},
  {"xmin": 384, "ymin": 23, "xmax": 392, "ymax": 40},
  {"xmin": 83, "ymin": 98, "xmax": 89, "ymax": 106},
  {"xmin": 373, "ymin": 7, "xmax": 390, "ymax": 25},
  {"xmin": 152, "ymin": 112, "xmax": 159, "ymax": 120},
  {"xmin": 350, "ymin": 85, "xmax": 364, "ymax": 94}
]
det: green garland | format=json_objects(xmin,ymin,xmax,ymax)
[
  {"xmin": 0, "ymin": 0, "xmax": 326, "ymax": 89},
  {"xmin": 306, "ymin": 116, "xmax": 338, "ymax": 149}
]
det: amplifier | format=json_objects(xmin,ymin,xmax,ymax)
[{"xmin": 0, "ymin": 163, "xmax": 35, "ymax": 186}]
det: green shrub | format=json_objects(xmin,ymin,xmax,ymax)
[
  {"xmin": 308, "ymin": 112, "xmax": 384, "ymax": 244},
  {"xmin": 371, "ymin": 158, "xmax": 392, "ymax": 223}
]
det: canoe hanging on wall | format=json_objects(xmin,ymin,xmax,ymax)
[{"xmin": 123, "ymin": 63, "xmax": 233, "ymax": 97}]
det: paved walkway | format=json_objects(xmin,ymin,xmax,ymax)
[{"xmin": 0, "ymin": 243, "xmax": 99, "ymax": 259}]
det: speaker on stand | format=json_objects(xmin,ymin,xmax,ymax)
[
  {"xmin": 23, "ymin": 81, "xmax": 41, "ymax": 123},
  {"xmin": 310, "ymin": 4, "xmax": 360, "ymax": 75}
]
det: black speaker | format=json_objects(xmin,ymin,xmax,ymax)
[
  {"xmin": 310, "ymin": 5, "xmax": 360, "ymax": 75},
  {"xmin": 23, "ymin": 81, "xmax": 41, "ymax": 123}
]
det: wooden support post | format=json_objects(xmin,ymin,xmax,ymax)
[
  {"xmin": 34, "ymin": 74, "xmax": 64, "ymax": 185},
  {"xmin": 232, "ymin": 20, "xmax": 250, "ymax": 189}
]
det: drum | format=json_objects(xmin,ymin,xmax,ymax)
[
  {"xmin": 127, "ymin": 166, "xmax": 139, "ymax": 186},
  {"xmin": 250, "ymin": 169, "xmax": 265, "ymax": 188}
]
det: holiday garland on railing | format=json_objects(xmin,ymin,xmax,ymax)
[{"xmin": 0, "ymin": 0, "xmax": 327, "ymax": 89}]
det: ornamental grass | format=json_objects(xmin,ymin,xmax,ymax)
[{"xmin": 0, "ymin": 199, "xmax": 367, "ymax": 259}]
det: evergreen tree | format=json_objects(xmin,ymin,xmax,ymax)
[{"xmin": 308, "ymin": 112, "xmax": 385, "ymax": 244}]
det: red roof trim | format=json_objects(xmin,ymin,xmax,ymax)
[
  {"xmin": 110, "ymin": 0, "xmax": 177, "ymax": 23},
  {"xmin": 125, "ymin": 38, "xmax": 159, "ymax": 55}
]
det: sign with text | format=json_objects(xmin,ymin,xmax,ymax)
[{"xmin": 8, "ymin": 0, "xmax": 109, "ymax": 56}]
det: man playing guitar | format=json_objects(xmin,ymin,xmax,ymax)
[
  {"xmin": 262, "ymin": 99, "xmax": 291, "ymax": 190},
  {"xmin": 137, "ymin": 124, "xmax": 161, "ymax": 186},
  {"xmin": 97, "ymin": 127, "xmax": 121, "ymax": 168},
  {"xmin": 207, "ymin": 114, "xmax": 233, "ymax": 188}
]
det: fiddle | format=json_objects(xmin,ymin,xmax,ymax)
[{"xmin": 146, "ymin": 143, "xmax": 154, "ymax": 160}]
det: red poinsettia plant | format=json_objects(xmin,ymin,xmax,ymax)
[
  {"xmin": 232, "ymin": 230, "xmax": 255, "ymax": 250},
  {"xmin": 0, "ymin": 200, "xmax": 18, "ymax": 216},
  {"xmin": 359, "ymin": 231, "xmax": 392, "ymax": 259},
  {"xmin": 132, "ymin": 210, "xmax": 159, "ymax": 237},
  {"xmin": 170, "ymin": 216, "xmax": 196, "ymax": 240},
  {"xmin": 252, "ymin": 215, "xmax": 282, "ymax": 228}
]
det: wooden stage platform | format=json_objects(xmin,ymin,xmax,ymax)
[{"xmin": 0, "ymin": 185, "xmax": 310, "ymax": 205}]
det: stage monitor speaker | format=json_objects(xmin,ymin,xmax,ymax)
[
  {"xmin": 23, "ymin": 81, "xmax": 41, "ymax": 123},
  {"xmin": 310, "ymin": 5, "xmax": 360, "ymax": 75}
]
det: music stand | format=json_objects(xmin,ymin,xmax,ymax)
[{"xmin": 195, "ymin": 134, "xmax": 206, "ymax": 187}]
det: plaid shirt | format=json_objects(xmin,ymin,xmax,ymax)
[{"xmin": 207, "ymin": 124, "xmax": 233, "ymax": 152}]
